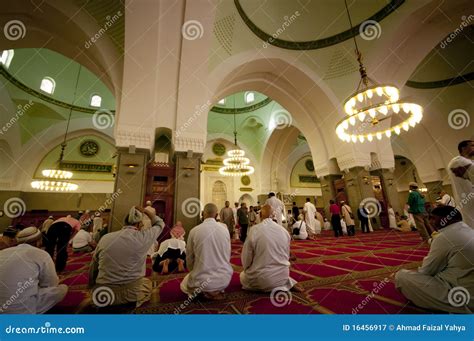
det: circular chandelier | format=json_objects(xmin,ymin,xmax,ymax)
[
  {"xmin": 219, "ymin": 149, "xmax": 255, "ymax": 176},
  {"xmin": 31, "ymin": 66, "xmax": 82, "ymax": 191},
  {"xmin": 218, "ymin": 96, "xmax": 255, "ymax": 177},
  {"xmin": 336, "ymin": 0, "xmax": 423, "ymax": 143}
]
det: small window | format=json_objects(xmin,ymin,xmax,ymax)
[
  {"xmin": 244, "ymin": 91, "xmax": 255, "ymax": 104},
  {"xmin": 40, "ymin": 77, "xmax": 55, "ymax": 94},
  {"xmin": 90, "ymin": 94, "xmax": 102, "ymax": 107},
  {"xmin": 217, "ymin": 98, "xmax": 225, "ymax": 105},
  {"xmin": 0, "ymin": 50, "xmax": 14, "ymax": 68}
]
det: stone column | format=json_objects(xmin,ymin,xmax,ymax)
[
  {"xmin": 343, "ymin": 167, "xmax": 376, "ymax": 227},
  {"xmin": 379, "ymin": 169, "xmax": 401, "ymax": 214},
  {"xmin": 319, "ymin": 175, "xmax": 339, "ymax": 217},
  {"xmin": 110, "ymin": 147, "xmax": 149, "ymax": 232},
  {"xmin": 174, "ymin": 151, "xmax": 202, "ymax": 236}
]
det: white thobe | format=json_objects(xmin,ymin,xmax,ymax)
[
  {"xmin": 388, "ymin": 208, "xmax": 397, "ymax": 229},
  {"xmin": 292, "ymin": 220, "xmax": 308, "ymax": 240},
  {"xmin": 93, "ymin": 216, "xmax": 164, "ymax": 285},
  {"xmin": 303, "ymin": 202, "xmax": 317, "ymax": 234},
  {"xmin": 436, "ymin": 193, "xmax": 456, "ymax": 207},
  {"xmin": 265, "ymin": 196, "xmax": 285, "ymax": 226},
  {"xmin": 240, "ymin": 218, "xmax": 296, "ymax": 291},
  {"xmin": 0, "ymin": 244, "xmax": 67, "ymax": 314},
  {"xmin": 180, "ymin": 218, "xmax": 233, "ymax": 295},
  {"xmin": 92, "ymin": 216, "xmax": 103, "ymax": 234},
  {"xmin": 448, "ymin": 156, "xmax": 474, "ymax": 228},
  {"xmin": 396, "ymin": 221, "xmax": 474, "ymax": 313}
]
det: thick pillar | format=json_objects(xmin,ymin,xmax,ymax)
[
  {"xmin": 174, "ymin": 151, "xmax": 202, "ymax": 235},
  {"xmin": 320, "ymin": 175, "xmax": 339, "ymax": 217},
  {"xmin": 379, "ymin": 169, "xmax": 401, "ymax": 214},
  {"xmin": 110, "ymin": 148, "xmax": 149, "ymax": 231}
]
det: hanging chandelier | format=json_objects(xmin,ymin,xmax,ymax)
[
  {"xmin": 219, "ymin": 96, "xmax": 255, "ymax": 176},
  {"xmin": 31, "ymin": 66, "xmax": 82, "ymax": 191},
  {"xmin": 335, "ymin": 0, "xmax": 423, "ymax": 143}
]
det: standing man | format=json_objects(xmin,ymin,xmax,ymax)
[
  {"xmin": 395, "ymin": 205, "xmax": 474, "ymax": 313},
  {"xmin": 292, "ymin": 202, "xmax": 300, "ymax": 225},
  {"xmin": 340, "ymin": 201, "xmax": 355, "ymax": 236},
  {"xmin": 303, "ymin": 198, "xmax": 318, "ymax": 236},
  {"xmin": 219, "ymin": 201, "xmax": 235, "ymax": 238},
  {"xmin": 329, "ymin": 200, "xmax": 343, "ymax": 237},
  {"xmin": 407, "ymin": 182, "xmax": 434, "ymax": 241},
  {"xmin": 240, "ymin": 205, "xmax": 302, "ymax": 292},
  {"xmin": 248, "ymin": 206, "xmax": 257, "ymax": 227},
  {"xmin": 265, "ymin": 192, "xmax": 285, "ymax": 226},
  {"xmin": 448, "ymin": 140, "xmax": 473, "ymax": 228},
  {"xmin": 180, "ymin": 203, "xmax": 233, "ymax": 300},
  {"xmin": 237, "ymin": 203, "xmax": 250, "ymax": 242}
]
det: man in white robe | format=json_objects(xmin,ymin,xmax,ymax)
[
  {"xmin": 396, "ymin": 206, "xmax": 474, "ymax": 313},
  {"xmin": 180, "ymin": 203, "xmax": 233, "ymax": 299},
  {"xmin": 264, "ymin": 192, "xmax": 285, "ymax": 226},
  {"xmin": 89, "ymin": 206, "xmax": 164, "ymax": 307},
  {"xmin": 0, "ymin": 227, "xmax": 68, "ymax": 314},
  {"xmin": 448, "ymin": 140, "xmax": 474, "ymax": 228},
  {"xmin": 240, "ymin": 205, "xmax": 302, "ymax": 292},
  {"xmin": 303, "ymin": 198, "xmax": 318, "ymax": 235}
]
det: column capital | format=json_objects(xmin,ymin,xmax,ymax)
[
  {"xmin": 174, "ymin": 135, "xmax": 206, "ymax": 153},
  {"xmin": 115, "ymin": 126, "xmax": 154, "ymax": 151}
]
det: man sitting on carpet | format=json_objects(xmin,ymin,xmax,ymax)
[
  {"xmin": 395, "ymin": 205, "xmax": 474, "ymax": 313},
  {"xmin": 152, "ymin": 223, "xmax": 186, "ymax": 274},
  {"xmin": 180, "ymin": 203, "xmax": 233, "ymax": 300},
  {"xmin": 240, "ymin": 204, "xmax": 303, "ymax": 293},
  {"xmin": 0, "ymin": 227, "xmax": 68, "ymax": 314},
  {"xmin": 89, "ymin": 206, "xmax": 164, "ymax": 307}
]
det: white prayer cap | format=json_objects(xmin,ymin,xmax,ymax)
[
  {"xmin": 16, "ymin": 226, "xmax": 41, "ymax": 244},
  {"xmin": 408, "ymin": 182, "xmax": 418, "ymax": 188},
  {"xmin": 448, "ymin": 155, "xmax": 472, "ymax": 169},
  {"xmin": 127, "ymin": 207, "xmax": 143, "ymax": 225}
]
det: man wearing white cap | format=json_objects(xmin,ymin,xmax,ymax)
[
  {"xmin": 407, "ymin": 182, "xmax": 434, "ymax": 241},
  {"xmin": 264, "ymin": 192, "xmax": 285, "ymax": 226},
  {"xmin": 0, "ymin": 227, "xmax": 68, "ymax": 314},
  {"xmin": 89, "ymin": 205, "xmax": 164, "ymax": 307},
  {"xmin": 448, "ymin": 140, "xmax": 474, "ymax": 228}
]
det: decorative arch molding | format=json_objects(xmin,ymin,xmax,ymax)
[
  {"xmin": 210, "ymin": 96, "xmax": 272, "ymax": 114},
  {"xmin": 234, "ymin": 0, "xmax": 404, "ymax": 50},
  {"xmin": 406, "ymin": 72, "xmax": 474, "ymax": 89}
]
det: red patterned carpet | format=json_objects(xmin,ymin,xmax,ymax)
[{"xmin": 49, "ymin": 229, "xmax": 434, "ymax": 314}]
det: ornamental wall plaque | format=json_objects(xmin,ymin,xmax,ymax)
[
  {"xmin": 241, "ymin": 175, "xmax": 251, "ymax": 186},
  {"xmin": 212, "ymin": 143, "xmax": 226, "ymax": 156},
  {"xmin": 79, "ymin": 140, "xmax": 99, "ymax": 157},
  {"xmin": 305, "ymin": 159, "xmax": 314, "ymax": 172}
]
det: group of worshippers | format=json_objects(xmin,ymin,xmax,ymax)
[{"xmin": 219, "ymin": 201, "xmax": 259, "ymax": 243}]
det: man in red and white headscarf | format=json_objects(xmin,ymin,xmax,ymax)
[{"xmin": 152, "ymin": 222, "xmax": 186, "ymax": 274}]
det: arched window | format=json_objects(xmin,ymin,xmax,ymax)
[
  {"xmin": 90, "ymin": 94, "xmax": 102, "ymax": 107},
  {"xmin": 244, "ymin": 91, "xmax": 255, "ymax": 104},
  {"xmin": 217, "ymin": 98, "xmax": 225, "ymax": 105},
  {"xmin": 40, "ymin": 77, "xmax": 55, "ymax": 94},
  {"xmin": 0, "ymin": 50, "xmax": 14, "ymax": 68}
]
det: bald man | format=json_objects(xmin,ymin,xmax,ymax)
[
  {"xmin": 240, "ymin": 204, "xmax": 302, "ymax": 292},
  {"xmin": 180, "ymin": 203, "xmax": 233, "ymax": 300}
]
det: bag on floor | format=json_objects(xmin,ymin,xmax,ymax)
[
  {"xmin": 341, "ymin": 219, "xmax": 347, "ymax": 235},
  {"xmin": 292, "ymin": 221, "xmax": 303, "ymax": 236}
]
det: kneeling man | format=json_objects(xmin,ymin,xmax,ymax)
[
  {"xmin": 180, "ymin": 203, "xmax": 233, "ymax": 300},
  {"xmin": 240, "ymin": 204, "xmax": 302, "ymax": 292},
  {"xmin": 395, "ymin": 205, "xmax": 474, "ymax": 313},
  {"xmin": 0, "ymin": 227, "xmax": 68, "ymax": 313}
]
